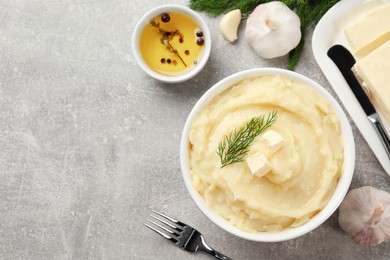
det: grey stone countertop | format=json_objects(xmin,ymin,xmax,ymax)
[{"xmin": 1, "ymin": 0, "xmax": 389, "ymax": 259}]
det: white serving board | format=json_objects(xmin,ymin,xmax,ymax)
[{"xmin": 312, "ymin": 0, "xmax": 390, "ymax": 177}]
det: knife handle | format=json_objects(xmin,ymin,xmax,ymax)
[{"xmin": 368, "ymin": 113, "xmax": 390, "ymax": 159}]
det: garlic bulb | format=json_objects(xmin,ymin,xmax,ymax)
[
  {"xmin": 219, "ymin": 9, "xmax": 242, "ymax": 43},
  {"xmin": 244, "ymin": 1, "xmax": 301, "ymax": 59},
  {"xmin": 338, "ymin": 186, "xmax": 390, "ymax": 246}
]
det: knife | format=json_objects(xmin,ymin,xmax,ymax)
[{"xmin": 327, "ymin": 44, "xmax": 390, "ymax": 159}]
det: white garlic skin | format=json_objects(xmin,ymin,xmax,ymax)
[
  {"xmin": 338, "ymin": 186, "xmax": 390, "ymax": 246},
  {"xmin": 244, "ymin": 1, "xmax": 301, "ymax": 59}
]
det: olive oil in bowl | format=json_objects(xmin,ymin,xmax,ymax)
[{"xmin": 139, "ymin": 12, "xmax": 205, "ymax": 76}]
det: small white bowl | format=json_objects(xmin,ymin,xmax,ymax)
[
  {"xmin": 132, "ymin": 5, "xmax": 211, "ymax": 83},
  {"xmin": 180, "ymin": 68, "xmax": 355, "ymax": 242}
]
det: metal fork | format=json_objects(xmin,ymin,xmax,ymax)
[{"xmin": 144, "ymin": 210, "xmax": 232, "ymax": 260}]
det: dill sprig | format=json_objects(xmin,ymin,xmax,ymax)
[
  {"xmin": 189, "ymin": 0, "xmax": 340, "ymax": 70},
  {"xmin": 149, "ymin": 20, "xmax": 187, "ymax": 67},
  {"xmin": 217, "ymin": 111, "xmax": 277, "ymax": 168}
]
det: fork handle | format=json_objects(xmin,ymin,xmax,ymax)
[{"xmin": 204, "ymin": 249, "xmax": 232, "ymax": 260}]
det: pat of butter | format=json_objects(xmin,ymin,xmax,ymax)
[
  {"xmin": 246, "ymin": 152, "xmax": 272, "ymax": 177},
  {"xmin": 259, "ymin": 130, "xmax": 285, "ymax": 153},
  {"xmin": 353, "ymin": 40, "xmax": 390, "ymax": 125},
  {"xmin": 344, "ymin": 4, "xmax": 390, "ymax": 57}
]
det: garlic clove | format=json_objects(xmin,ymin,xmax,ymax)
[
  {"xmin": 219, "ymin": 9, "xmax": 241, "ymax": 43},
  {"xmin": 244, "ymin": 1, "xmax": 301, "ymax": 59},
  {"xmin": 338, "ymin": 186, "xmax": 390, "ymax": 246}
]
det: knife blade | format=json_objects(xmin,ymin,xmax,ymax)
[{"xmin": 327, "ymin": 44, "xmax": 390, "ymax": 159}]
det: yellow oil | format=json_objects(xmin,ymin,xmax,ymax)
[{"xmin": 139, "ymin": 12, "xmax": 204, "ymax": 76}]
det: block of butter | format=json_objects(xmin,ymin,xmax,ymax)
[
  {"xmin": 353, "ymin": 40, "xmax": 390, "ymax": 125},
  {"xmin": 246, "ymin": 152, "xmax": 272, "ymax": 177},
  {"xmin": 259, "ymin": 130, "xmax": 285, "ymax": 153},
  {"xmin": 344, "ymin": 4, "xmax": 390, "ymax": 57}
]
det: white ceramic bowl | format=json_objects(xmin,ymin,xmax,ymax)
[
  {"xmin": 132, "ymin": 5, "xmax": 211, "ymax": 83},
  {"xmin": 180, "ymin": 68, "xmax": 355, "ymax": 242}
]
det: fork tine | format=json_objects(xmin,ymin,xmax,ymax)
[
  {"xmin": 150, "ymin": 213, "xmax": 184, "ymax": 231},
  {"xmin": 146, "ymin": 219, "xmax": 179, "ymax": 236},
  {"xmin": 144, "ymin": 222, "xmax": 178, "ymax": 242},
  {"xmin": 152, "ymin": 210, "xmax": 185, "ymax": 227}
]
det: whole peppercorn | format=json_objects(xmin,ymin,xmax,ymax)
[
  {"xmin": 161, "ymin": 13, "xmax": 170, "ymax": 23},
  {"xmin": 196, "ymin": 37, "xmax": 204, "ymax": 46},
  {"xmin": 196, "ymin": 31, "xmax": 203, "ymax": 37}
]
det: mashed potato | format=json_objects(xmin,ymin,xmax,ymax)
[{"xmin": 188, "ymin": 75, "xmax": 344, "ymax": 232}]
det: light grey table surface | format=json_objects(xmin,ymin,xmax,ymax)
[{"xmin": 1, "ymin": 0, "xmax": 390, "ymax": 259}]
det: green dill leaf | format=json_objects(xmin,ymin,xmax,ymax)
[
  {"xmin": 217, "ymin": 111, "xmax": 277, "ymax": 168},
  {"xmin": 287, "ymin": 29, "xmax": 305, "ymax": 70}
]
